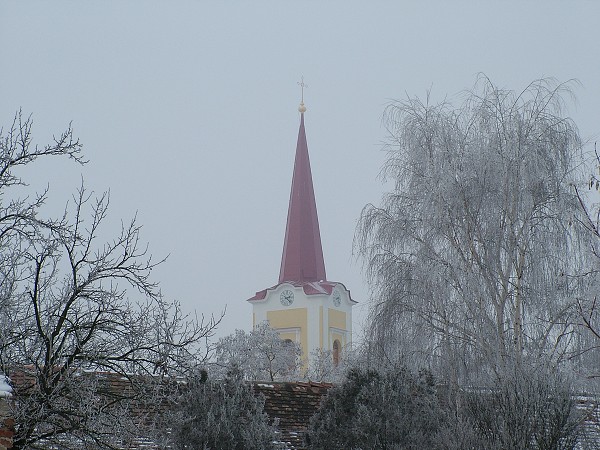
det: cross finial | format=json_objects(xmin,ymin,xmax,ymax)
[
  {"xmin": 297, "ymin": 76, "xmax": 308, "ymax": 113},
  {"xmin": 298, "ymin": 76, "xmax": 308, "ymax": 102}
]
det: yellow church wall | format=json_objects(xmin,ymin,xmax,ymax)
[
  {"xmin": 328, "ymin": 309, "xmax": 347, "ymax": 348},
  {"xmin": 328, "ymin": 309, "xmax": 346, "ymax": 331},
  {"xmin": 267, "ymin": 308, "xmax": 308, "ymax": 360},
  {"xmin": 319, "ymin": 306, "xmax": 323, "ymax": 348}
]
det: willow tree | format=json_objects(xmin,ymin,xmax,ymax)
[{"xmin": 357, "ymin": 77, "xmax": 593, "ymax": 385}]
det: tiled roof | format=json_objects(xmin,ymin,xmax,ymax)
[
  {"xmin": 6, "ymin": 367, "xmax": 170, "ymax": 449},
  {"xmin": 253, "ymin": 381, "xmax": 332, "ymax": 450},
  {"xmin": 248, "ymin": 280, "xmax": 335, "ymax": 301},
  {"xmin": 248, "ymin": 280, "xmax": 357, "ymax": 303},
  {"xmin": 6, "ymin": 367, "xmax": 333, "ymax": 450}
]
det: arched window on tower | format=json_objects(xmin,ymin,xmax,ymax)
[{"xmin": 333, "ymin": 339, "xmax": 341, "ymax": 367}]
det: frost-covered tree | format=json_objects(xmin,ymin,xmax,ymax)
[
  {"xmin": 307, "ymin": 365, "xmax": 445, "ymax": 450},
  {"xmin": 214, "ymin": 322, "xmax": 301, "ymax": 381},
  {"xmin": 572, "ymin": 145, "xmax": 600, "ymax": 382},
  {"xmin": 165, "ymin": 368, "xmax": 280, "ymax": 450},
  {"xmin": 307, "ymin": 363, "xmax": 585, "ymax": 450},
  {"xmin": 457, "ymin": 365, "xmax": 583, "ymax": 450},
  {"xmin": 0, "ymin": 112, "xmax": 221, "ymax": 449},
  {"xmin": 357, "ymin": 77, "xmax": 593, "ymax": 385},
  {"xmin": 304, "ymin": 346, "xmax": 358, "ymax": 383}
]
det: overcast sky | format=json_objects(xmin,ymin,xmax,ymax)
[{"xmin": 2, "ymin": 2, "xmax": 599, "ymax": 342}]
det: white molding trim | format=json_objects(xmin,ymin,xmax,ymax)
[{"xmin": 275, "ymin": 327, "xmax": 301, "ymax": 343}]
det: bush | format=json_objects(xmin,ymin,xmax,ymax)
[
  {"xmin": 168, "ymin": 368, "xmax": 278, "ymax": 450},
  {"xmin": 458, "ymin": 369, "xmax": 582, "ymax": 450},
  {"xmin": 307, "ymin": 366, "xmax": 445, "ymax": 450}
]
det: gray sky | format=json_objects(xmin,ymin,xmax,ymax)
[{"xmin": 2, "ymin": 2, "xmax": 599, "ymax": 341}]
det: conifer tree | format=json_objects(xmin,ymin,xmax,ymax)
[{"xmin": 167, "ymin": 368, "xmax": 279, "ymax": 450}]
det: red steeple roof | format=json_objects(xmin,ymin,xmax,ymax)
[{"xmin": 278, "ymin": 112, "xmax": 327, "ymax": 283}]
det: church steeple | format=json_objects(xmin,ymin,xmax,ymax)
[
  {"xmin": 248, "ymin": 90, "xmax": 355, "ymax": 368},
  {"xmin": 278, "ymin": 105, "xmax": 327, "ymax": 283}
]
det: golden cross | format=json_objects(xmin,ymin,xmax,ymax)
[{"xmin": 297, "ymin": 76, "xmax": 308, "ymax": 103}]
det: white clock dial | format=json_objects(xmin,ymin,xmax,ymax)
[
  {"xmin": 280, "ymin": 289, "xmax": 294, "ymax": 306},
  {"xmin": 333, "ymin": 290, "xmax": 341, "ymax": 307}
]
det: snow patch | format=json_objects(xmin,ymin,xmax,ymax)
[{"xmin": 0, "ymin": 372, "xmax": 11, "ymax": 397}]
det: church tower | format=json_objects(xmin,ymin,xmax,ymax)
[{"xmin": 248, "ymin": 92, "xmax": 356, "ymax": 365}]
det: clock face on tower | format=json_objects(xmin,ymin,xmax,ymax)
[
  {"xmin": 333, "ymin": 290, "xmax": 342, "ymax": 307},
  {"xmin": 280, "ymin": 289, "xmax": 294, "ymax": 306}
]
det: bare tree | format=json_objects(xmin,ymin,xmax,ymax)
[
  {"xmin": 571, "ymin": 143, "xmax": 600, "ymax": 383},
  {"xmin": 0, "ymin": 112, "xmax": 221, "ymax": 449},
  {"xmin": 356, "ymin": 77, "xmax": 593, "ymax": 386}
]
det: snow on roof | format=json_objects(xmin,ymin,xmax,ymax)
[
  {"xmin": 248, "ymin": 280, "xmax": 356, "ymax": 303},
  {"xmin": 0, "ymin": 372, "xmax": 12, "ymax": 397}
]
